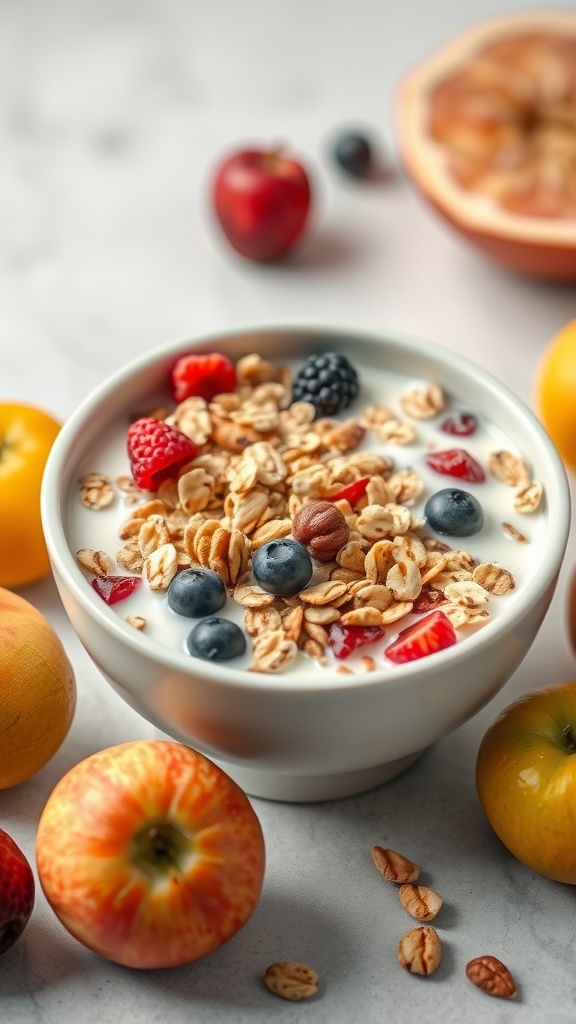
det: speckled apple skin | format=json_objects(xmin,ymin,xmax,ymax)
[{"xmin": 36, "ymin": 740, "xmax": 265, "ymax": 969}]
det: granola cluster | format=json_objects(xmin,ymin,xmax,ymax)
[{"xmin": 76, "ymin": 352, "xmax": 542, "ymax": 674}]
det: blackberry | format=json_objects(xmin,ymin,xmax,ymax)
[{"xmin": 292, "ymin": 352, "xmax": 359, "ymax": 417}]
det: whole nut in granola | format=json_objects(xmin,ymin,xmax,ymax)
[
  {"xmin": 291, "ymin": 500, "xmax": 350, "ymax": 561},
  {"xmin": 465, "ymin": 955, "xmax": 516, "ymax": 999},
  {"xmin": 371, "ymin": 846, "xmax": 420, "ymax": 883},
  {"xmin": 398, "ymin": 883, "xmax": 443, "ymax": 922},
  {"xmin": 263, "ymin": 960, "xmax": 319, "ymax": 1001},
  {"xmin": 397, "ymin": 925, "xmax": 441, "ymax": 976}
]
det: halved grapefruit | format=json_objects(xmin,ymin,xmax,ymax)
[{"xmin": 396, "ymin": 11, "xmax": 576, "ymax": 279}]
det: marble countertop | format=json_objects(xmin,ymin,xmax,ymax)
[{"xmin": 2, "ymin": 1, "xmax": 576, "ymax": 1020}]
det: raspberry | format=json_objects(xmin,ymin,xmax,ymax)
[
  {"xmin": 328, "ymin": 622, "xmax": 385, "ymax": 660},
  {"xmin": 425, "ymin": 448, "xmax": 485, "ymax": 483},
  {"xmin": 127, "ymin": 417, "xmax": 198, "ymax": 491},
  {"xmin": 171, "ymin": 352, "xmax": 237, "ymax": 403},
  {"xmin": 91, "ymin": 575, "xmax": 142, "ymax": 605},
  {"xmin": 439, "ymin": 411, "xmax": 477, "ymax": 436}
]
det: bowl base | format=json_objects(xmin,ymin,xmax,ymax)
[{"xmin": 211, "ymin": 749, "xmax": 429, "ymax": 803}]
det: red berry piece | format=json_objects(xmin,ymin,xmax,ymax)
[
  {"xmin": 171, "ymin": 352, "xmax": 237, "ymax": 404},
  {"xmin": 91, "ymin": 575, "xmax": 142, "ymax": 606},
  {"xmin": 0, "ymin": 829, "xmax": 35, "ymax": 956},
  {"xmin": 412, "ymin": 586, "xmax": 448, "ymax": 614},
  {"xmin": 439, "ymin": 411, "xmax": 477, "ymax": 437},
  {"xmin": 328, "ymin": 622, "xmax": 385, "ymax": 660},
  {"xmin": 384, "ymin": 610, "xmax": 457, "ymax": 664},
  {"xmin": 328, "ymin": 476, "xmax": 370, "ymax": 506},
  {"xmin": 425, "ymin": 448, "xmax": 485, "ymax": 483},
  {"xmin": 127, "ymin": 417, "xmax": 198, "ymax": 491}
]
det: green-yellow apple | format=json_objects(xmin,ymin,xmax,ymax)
[
  {"xmin": 476, "ymin": 681, "xmax": 576, "ymax": 884},
  {"xmin": 35, "ymin": 740, "xmax": 266, "ymax": 968}
]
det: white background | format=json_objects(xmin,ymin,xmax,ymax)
[{"xmin": 2, "ymin": 1, "xmax": 576, "ymax": 1021}]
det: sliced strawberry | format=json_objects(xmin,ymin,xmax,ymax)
[
  {"xmin": 384, "ymin": 610, "xmax": 457, "ymax": 664},
  {"xmin": 127, "ymin": 417, "xmax": 198, "ymax": 491},
  {"xmin": 439, "ymin": 411, "xmax": 477, "ymax": 437},
  {"xmin": 328, "ymin": 476, "xmax": 370, "ymax": 506},
  {"xmin": 328, "ymin": 622, "xmax": 385, "ymax": 660},
  {"xmin": 91, "ymin": 575, "xmax": 142, "ymax": 605},
  {"xmin": 171, "ymin": 352, "xmax": 237, "ymax": 403},
  {"xmin": 425, "ymin": 448, "xmax": 485, "ymax": 483}
]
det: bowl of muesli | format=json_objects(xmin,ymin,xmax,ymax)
[{"xmin": 41, "ymin": 324, "xmax": 570, "ymax": 801}]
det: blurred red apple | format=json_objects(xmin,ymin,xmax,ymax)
[
  {"xmin": 212, "ymin": 146, "xmax": 312, "ymax": 260},
  {"xmin": 0, "ymin": 829, "xmax": 35, "ymax": 956},
  {"xmin": 35, "ymin": 740, "xmax": 266, "ymax": 969}
]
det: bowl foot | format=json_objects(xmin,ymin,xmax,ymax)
[{"xmin": 211, "ymin": 749, "xmax": 429, "ymax": 803}]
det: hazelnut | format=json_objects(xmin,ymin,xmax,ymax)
[{"xmin": 292, "ymin": 500, "xmax": 350, "ymax": 562}]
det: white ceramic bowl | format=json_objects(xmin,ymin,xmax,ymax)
[{"xmin": 41, "ymin": 324, "xmax": 570, "ymax": 802}]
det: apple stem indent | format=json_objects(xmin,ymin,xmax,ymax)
[{"xmin": 131, "ymin": 822, "xmax": 190, "ymax": 877}]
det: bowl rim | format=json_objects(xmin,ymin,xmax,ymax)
[{"xmin": 41, "ymin": 319, "xmax": 571, "ymax": 694}]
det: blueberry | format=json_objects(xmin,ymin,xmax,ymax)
[
  {"xmin": 186, "ymin": 617, "xmax": 246, "ymax": 662},
  {"xmin": 167, "ymin": 568, "xmax": 226, "ymax": 617},
  {"xmin": 332, "ymin": 131, "xmax": 373, "ymax": 177},
  {"xmin": 252, "ymin": 538, "xmax": 313, "ymax": 597},
  {"xmin": 424, "ymin": 488, "xmax": 484, "ymax": 537}
]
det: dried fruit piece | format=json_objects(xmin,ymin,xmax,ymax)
[
  {"xmin": 397, "ymin": 926, "xmax": 441, "ymax": 976},
  {"xmin": 384, "ymin": 610, "xmax": 457, "ymax": 664},
  {"xmin": 425, "ymin": 448, "xmax": 485, "ymax": 483},
  {"xmin": 264, "ymin": 960, "xmax": 319, "ymax": 1001},
  {"xmin": 328, "ymin": 476, "xmax": 370, "ymax": 505},
  {"xmin": 412, "ymin": 585, "xmax": 447, "ymax": 613},
  {"xmin": 171, "ymin": 352, "xmax": 238, "ymax": 403},
  {"xmin": 91, "ymin": 575, "xmax": 142, "ymax": 605},
  {"xmin": 127, "ymin": 418, "xmax": 198, "ymax": 491},
  {"xmin": 371, "ymin": 846, "xmax": 419, "ymax": 883},
  {"xmin": 466, "ymin": 955, "xmax": 516, "ymax": 999},
  {"xmin": 439, "ymin": 411, "xmax": 477, "ymax": 436},
  {"xmin": 328, "ymin": 622, "xmax": 385, "ymax": 660}
]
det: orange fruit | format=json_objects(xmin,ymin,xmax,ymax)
[
  {"xmin": 0, "ymin": 402, "xmax": 62, "ymax": 588},
  {"xmin": 0, "ymin": 587, "xmax": 76, "ymax": 789},
  {"xmin": 395, "ymin": 11, "xmax": 576, "ymax": 279},
  {"xmin": 535, "ymin": 318, "xmax": 576, "ymax": 470}
]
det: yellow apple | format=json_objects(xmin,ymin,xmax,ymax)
[
  {"xmin": 0, "ymin": 586, "xmax": 76, "ymax": 789},
  {"xmin": 476, "ymin": 682, "xmax": 576, "ymax": 883},
  {"xmin": 35, "ymin": 740, "xmax": 266, "ymax": 968}
]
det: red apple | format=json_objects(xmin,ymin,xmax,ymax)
[
  {"xmin": 0, "ymin": 829, "xmax": 35, "ymax": 956},
  {"xmin": 212, "ymin": 146, "xmax": 312, "ymax": 260},
  {"xmin": 35, "ymin": 740, "xmax": 266, "ymax": 969}
]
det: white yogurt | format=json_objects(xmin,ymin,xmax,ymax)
[{"xmin": 66, "ymin": 358, "xmax": 546, "ymax": 678}]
